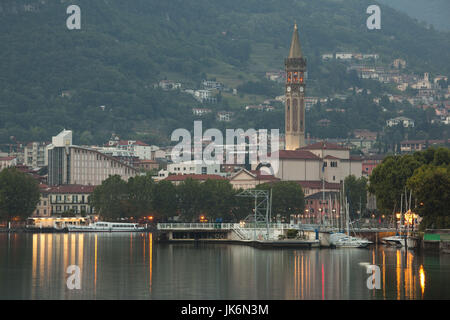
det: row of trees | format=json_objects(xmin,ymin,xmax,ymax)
[
  {"xmin": 0, "ymin": 168, "xmax": 40, "ymax": 224},
  {"xmin": 369, "ymin": 147, "xmax": 450, "ymax": 229},
  {"xmin": 90, "ymin": 174, "xmax": 305, "ymax": 222}
]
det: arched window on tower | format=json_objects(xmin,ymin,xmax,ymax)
[{"xmin": 286, "ymin": 99, "xmax": 290, "ymax": 131}]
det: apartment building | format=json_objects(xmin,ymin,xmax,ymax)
[{"xmin": 47, "ymin": 130, "xmax": 138, "ymax": 186}]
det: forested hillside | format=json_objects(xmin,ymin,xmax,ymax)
[
  {"xmin": 0, "ymin": 0, "xmax": 449, "ymax": 145},
  {"xmin": 377, "ymin": 0, "xmax": 450, "ymax": 31}
]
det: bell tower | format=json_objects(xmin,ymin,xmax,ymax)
[{"xmin": 285, "ymin": 23, "xmax": 306, "ymax": 150}]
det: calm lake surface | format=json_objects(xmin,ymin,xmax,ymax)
[{"xmin": 0, "ymin": 232, "xmax": 449, "ymax": 300}]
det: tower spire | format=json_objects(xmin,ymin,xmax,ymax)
[{"xmin": 289, "ymin": 23, "xmax": 302, "ymax": 58}]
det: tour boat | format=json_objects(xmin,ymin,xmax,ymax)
[{"xmin": 67, "ymin": 221, "xmax": 145, "ymax": 232}]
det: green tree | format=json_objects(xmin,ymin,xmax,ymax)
[
  {"xmin": 90, "ymin": 175, "xmax": 129, "ymax": 220},
  {"xmin": 127, "ymin": 173, "xmax": 155, "ymax": 218},
  {"xmin": 257, "ymin": 181, "xmax": 305, "ymax": 220},
  {"xmin": 407, "ymin": 165, "xmax": 450, "ymax": 229},
  {"xmin": 0, "ymin": 168, "xmax": 40, "ymax": 223},
  {"xmin": 201, "ymin": 179, "xmax": 236, "ymax": 221},
  {"xmin": 344, "ymin": 175, "xmax": 368, "ymax": 219},
  {"xmin": 369, "ymin": 154, "xmax": 421, "ymax": 214},
  {"xmin": 152, "ymin": 180, "xmax": 178, "ymax": 220},
  {"xmin": 176, "ymin": 178, "xmax": 205, "ymax": 222}
]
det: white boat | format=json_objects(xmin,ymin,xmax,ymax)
[
  {"xmin": 330, "ymin": 232, "xmax": 373, "ymax": 248},
  {"xmin": 67, "ymin": 221, "xmax": 145, "ymax": 232},
  {"xmin": 381, "ymin": 235, "xmax": 406, "ymax": 247},
  {"xmin": 329, "ymin": 198, "xmax": 372, "ymax": 248}
]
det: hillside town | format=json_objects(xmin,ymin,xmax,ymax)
[{"xmin": 1, "ymin": 48, "xmax": 449, "ymax": 226}]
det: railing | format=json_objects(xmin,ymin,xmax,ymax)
[
  {"xmin": 158, "ymin": 223, "xmax": 236, "ymax": 230},
  {"xmin": 157, "ymin": 222, "xmax": 397, "ymax": 232},
  {"xmin": 231, "ymin": 226, "xmax": 248, "ymax": 240}
]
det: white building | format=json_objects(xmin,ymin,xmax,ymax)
[
  {"xmin": 202, "ymin": 80, "xmax": 223, "ymax": 90},
  {"xmin": 192, "ymin": 108, "xmax": 213, "ymax": 116},
  {"xmin": 24, "ymin": 142, "xmax": 50, "ymax": 168},
  {"xmin": 116, "ymin": 140, "xmax": 154, "ymax": 160},
  {"xmin": 166, "ymin": 160, "xmax": 223, "ymax": 176},
  {"xmin": 194, "ymin": 90, "xmax": 217, "ymax": 103},
  {"xmin": 217, "ymin": 111, "xmax": 234, "ymax": 122},
  {"xmin": 336, "ymin": 53, "xmax": 353, "ymax": 60},
  {"xmin": 47, "ymin": 130, "xmax": 138, "ymax": 186},
  {"xmin": 411, "ymin": 73, "xmax": 432, "ymax": 90},
  {"xmin": 386, "ymin": 117, "xmax": 415, "ymax": 128},
  {"xmin": 157, "ymin": 80, "xmax": 181, "ymax": 90},
  {"xmin": 0, "ymin": 156, "xmax": 17, "ymax": 171},
  {"xmin": 362, "ymin": 54, "xmax": 379, "ymax": 60},
  {"xmin": 52, "ymin": 129, "xmax": 72, "ymax": 147},
  {"xmin": 255, "ymin": 142, "xmax": 363, "ymax": 191}
]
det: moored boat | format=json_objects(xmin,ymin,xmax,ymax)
[
  {"xmin": 330, "ymin": 232, "xmax": 373, "ymax": 248},
  {"xmin": 67, "ymin": 221, "xmax": 145, "ymax": 232},
  {"xmin": 381, "ymin": 235, "xmax": 406, "ymax": 247}
]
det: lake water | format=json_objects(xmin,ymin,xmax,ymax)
[{"xmin": 0, "ymin": 232, "xmax": 449, "ymax": 300}]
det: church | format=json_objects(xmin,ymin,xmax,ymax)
[
  {"xmin": 277, "ymin": 24, "xmax": 363, "ymax": 185},
  {"xmin": 243, "ymin": 24, "xmax": 363, "ymax": 217}
]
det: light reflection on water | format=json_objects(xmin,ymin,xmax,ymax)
[{"xmin": 0, "ymin": 233, "xmax": 448, "ymax": 300}]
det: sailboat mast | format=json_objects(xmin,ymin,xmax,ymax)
[
  {"xmin": 346, "ymin": 198, "xmax": 350, "ymax": 236},
  {"xmin": 400, "ymin": 193, "xmax": 403, "ymax": 231}
]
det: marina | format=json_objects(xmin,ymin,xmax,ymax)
[{"xmin": 156, "ymin": 222, "xmax": 393, "ymax": 248}]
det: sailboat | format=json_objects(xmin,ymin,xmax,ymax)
[
  {"xmin": 382, "ymin": 190, "xmax": 411, "ymax": 248},
  {"xmin": 330, "ymin": 198, "xmax": 372, "ymax": 248}
]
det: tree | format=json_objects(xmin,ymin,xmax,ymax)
[
  {"xmin": 257, "ymin": 181, "xmax": 305, "ymax": 220},
  {"xmin": 0, "ymin": 168, "xmax": 40, "ymax": 223},
  {"xmin": 369, "ymin": 154, "xmax": 421, "ymax": 214},
  {"xmin": 176, "ymin": 178, "xmax": 205, "ymax": 222},
  {"xmin": 344, "ymin": 175, "xmax": 367, "ymax": 219},
  {"xmin": 200, "ymin": 179, "xmax": 236, "ymax": 221},
  {"xmin": 407, "ymin": 165, "xmax": 450, "ymax": 229},
  {"xmin": 369, "ymin": 147, "xmax": 450, "ymax": 219},
  {"xmin": 127, "ymin": 173, "xmax": 155, "ymax": 218},
  {"xmin": 152, "ymin": 180, "xmax": 178, "ymax": 220},
  {"xmin": 90, "ymin": 175, "xmax": 129, "ymax": 220}
]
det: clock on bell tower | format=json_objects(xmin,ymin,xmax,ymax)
[{"xmin": 285, "ymin": 23, "xmax": 306, "ymax": 150}]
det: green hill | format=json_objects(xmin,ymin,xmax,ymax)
[
  {"xmin": 0, "ymin": 0, "xmax": 449, "ymax": 145},
  {"xmin": 377, "ymin": 0, "xmax": 450, "ymax": 31}
]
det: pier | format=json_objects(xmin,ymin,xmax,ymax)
[{"xmin": 156, "ymin": 222, "xmax": 397, "ymax": 248}]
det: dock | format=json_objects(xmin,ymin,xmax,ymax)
[{"xmin": 157, "ymin": 222, "xmax": 329, "ymax": 248}]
